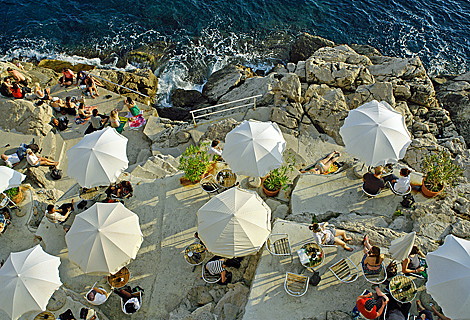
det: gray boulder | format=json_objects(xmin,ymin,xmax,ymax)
[
  {"xmin": 368, "ymin": 56, "xmax": 427, "ymax": 81},
  {"xmin": 289, "ymin": 33, "xmax": 335, "ymax": 63},
  {"xmin": 202, "ymin": 65, "xmax": 254, "ymax": 103},
  {"xmin": 312, "ymin": 45, "xmax": 372, "ymax": 65},
  {"xmin": 347, "ymin": 82, "xmax": 395, "ymax": 109},
  {"xmin": 218, "ymin": 74, "xmax": 276, "ymax": 106},
  {"xmin": 272, "ymin": 73, "xmax": 302, "ymax": 103},
  {"xmin": 0, "ymin": 98, "xmax": 52, "ymax": 136}
]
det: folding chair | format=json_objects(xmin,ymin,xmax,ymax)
[
  {"xmin": 0, "ymin": 193, "xmax": 20, "ymax": 211},
  {"xmin": 265, "ymin": 233, "xmax": 293, "ymax": 263},
  {"xmin": 199, "ymin": 174, "xmax": 221, "ymax": 197},
  {"xmin": 361, "ymin": 262, "xmax": 387, "ymax": 284},
  {"xmin": 329, "ymin": 257, "xmax": 359, "ymax": 283},
  {"xmin": 361, "ymin": 185, "xmax": 381, "ymax": 199},
  {"xmin": 284, "ymin": 272, "xmax": 309, "ymax": 297},
  {"xmin": 121, "ymin": 291, "xmax": 142, "ymax": 314},
  {"xmin": 201, "ymin": 262, "xmax": 221, "ymax": 284},
  {"xmin": 387, "ymin": 182, "xmax": 411, "ymax": 204}
]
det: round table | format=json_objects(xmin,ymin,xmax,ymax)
[
  {"xmin": 216, "ymin": 169, "xmax": 237, "ymax": 188},
  {"xmin": 184, "ymin": 242, "xmax": 206, "ymax": 265},
  {"xmin": 298, "ymin": 242, "xmax": 324, "ymax": 269},
  {"xmin": 389, "ymin": 274, "xmax": 417, "ymax": 303},
  {"xmin": 35, "ymin": 311, "xmax": 55, "ymax": 320},
  {"xmin": 107, "ymin": 266, "xmax": 130, "ymax": 288}
]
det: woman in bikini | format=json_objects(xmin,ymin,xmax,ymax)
[
  {"xmin": 361, "ymin": 235, "xmax": 384, "ymax": 274},
  {"xmin": 301, "ymin": 151, "xmax": 341, "ymax": 174}
]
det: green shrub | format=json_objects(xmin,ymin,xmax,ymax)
[
  {"xmin": 263, "ymin": 152, "xmax": 296, "ymax": 191},
  {"xmin": 178, "ymin": 143, "xmax": 212, "ymax": 182},
  {"xmin": 422, "ymin": 150, "xmax": 464, "ymax": 192},
  {"xmin": 4, "ymin": 187, "xmax": 19, "ymax": 198}
]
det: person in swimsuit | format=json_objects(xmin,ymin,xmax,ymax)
[
  {"xmin": 84, "ymin": 74, "xmax": 100, "ymax": 98},
  {"xmin": 78, "ymin": 103, "xmax": 92, "ymax": 119},
  {"xmin": 124, "ymin": 97, "xmax": 140, "ymax": 118},
  {"xmin": 59, "ymin": 68, "xmax": 74, "ymax": 86},
  {"xmin": 361, "ymin": 235, "xmax": 384, "ymax": 274},
  {"xmin": 7, "ymin": 67, "xmax": 28, "ymax": 86},
  {"xmin": 10, "ymin": 82, "xmax": 25, "ymax": 99},
  {"xmin": 402, "ymin": 245, "xmax": 426, "ymax": 275},
  {"xmin": 301, "ymin": 151, "xmax": 341, "ymax": 174},
  {"xmin": 309, "ymin": 222, "xmax": 353, "ymax": 251}
]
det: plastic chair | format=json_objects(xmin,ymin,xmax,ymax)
[
  {"xmin": 329, "ymin": 257, "xmax": 359, "ymax": 283},
  {"xmin": 201, "ymin": 262, "xmax": 221, "ymax": 283},
  {"xmin": 361, "ymin": 185, "xmax": 382, "ymax": 199},
  {"xmin": 121, "ymin": 291, "xmax": 142, "ymax": 314},
  {"xmin": 199, "ymin": 174, "xmax": 221, "ymax": 197},
  {"xmin": 387, "ymin": 182, "xmax": 411, "ymax": 204},
  {"xmin": 265, "ymin": 233, "xmax": 293, "ymax": 263},
  {"xmin": 361, "ymin": 261, "xmax": 387, "ymax": 284},
  {"xmin": 284, "ymin": 272, "xmax": 309, "ymax": 297}
]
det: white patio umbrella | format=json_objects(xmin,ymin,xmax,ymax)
[
  {"xmin": 0, "ymin": 166, "xmax": 26, "ymax": 193},
  {"xmin": 222, "ymin": 120, "xmax": 286, "ymax": 177},
  {"xmin": 67, "ymin": 127, "xmax": 128, "ymax": 188},
  {"xmin": 339, "ymin": 100, "xmax": 411, "ymax": 167},
  {"xmin": 389, "ymin": 231, "xmax": 416, "ymax": 262},
  {"xmin": 65, "ymin": 202, "xmax": 143, "ymax": 275},
  {"xmin": 0, "ymin": 245, "xmax": 62, "ymax": 320},
  {"xmin": 426, "ymin": 235, "xmax": 470, "ymax": 320},
  {"xmin": 197, "ymin": 187, "xmax": 271, "ymax": 257}
]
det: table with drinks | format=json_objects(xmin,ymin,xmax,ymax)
[
  {"xmin": 216, "ymin": 169, "xmax": 237, "ymax": 189},
  {"xmin": 107, "ymin": 266, "xmax": 130, "ymax": 288},
  {"xmin": 388, "ymin": 274, "xmax": 417, "ymax": 303},
  {"xmin": 297, "ymin": 242, "xmax": 324, "ymax": 269},
  {"xmin": 184, "ymin": 242, "xmax": 206, "ymax": 266}
]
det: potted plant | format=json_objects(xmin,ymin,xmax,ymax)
[
  {"xmin": 178, "ymin": 142, "xmax": 214, "ymax": 184},
  {"xmin": 262, "ymin": 152, "xmax": 296, "ymax": 197},
  {"xmin": 421, "ymin": 150, "xmax": 463, "ymax": 197},
  {"xmin": 4, "ymin": 187, "xmax": 24, "ymax": 204}
]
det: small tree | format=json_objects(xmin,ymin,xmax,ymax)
[
  {"xmin": 263, "ymin": 152, "xmax": 296, "ymax": 191},
  {"xmin": 178, "ymin": 143, "xmax": 212, "ymax": 183},
  {"xmin": 422, "ymin": 150, "xmax": 463, "ymax": 192}
]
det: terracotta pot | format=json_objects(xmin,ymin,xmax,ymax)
[
  {"xmin": 9, "ymin": 187, "xmax": 24, "ymax": 204},
  {"xmin": 421, "ymin": 178, "xmax": 443, "ymax": 198},
  {"xmin": 262, "ymin": 177, "xmax": 281, "ymax": 197}
]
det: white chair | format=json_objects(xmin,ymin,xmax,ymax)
[
  {"xmin": 361, "ymin": 185, "xmax": 381, "ymax": 199},
  {"xmin": 85, "ymin": 281, "xmax": 112, "ymax": 306},
  {"xmin": 265, "ymin": 233, "xmax": 293, "ymax": 263},
  {"xmin": 387, "ymin": 182, "xmax": 411, "ymax": 204},
  {"xmin": 201, "ymin": 262, "xmax": 221, "ymax": 284},
  {"xmin": 284, "ymin": 272, "xmax": 309, "ymax": 297},
  {"xmin": 360, "ymin": 261, "xmax": 387, "ymax": 284},
  {"xmin": 329, "ymin": 257, "xmax": 359, "ymax": 283},
  {"xmin": 121, "ymin": 291, "xmax": 142, "ymax": 315},
  {"xmin": 199, "ymin": 174, "xmax": 221, "ymax": 197}
]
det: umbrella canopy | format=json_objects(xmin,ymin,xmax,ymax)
[
  {"xmin": 65, "ymin": 202, "xmax": 143, "ymax": 275},
  {"xmin": 339, "ymin": 100, "xmax": 411, "ymax": 167},
  {"xmin": 389, "ymin": 232, "xmax": 416, "ymax": 261},
  {"xmin": 0, "ymin": 245, "xmax": 62, "ymax": 320},
  {"xmin": 0, "ymin": 166, "xmax": 26, "ymax": 193},
  {"xmin": 67, "ymin": 127, "xmax": 128, "ymax": 188},
  {"xmin": 222, "ymin": 120, "xmax": 286, "ymax": 177},
  {"xmin": 197, "ymin": 187, "xmax": 271, "ymax": 257},
  {"xmin": 426, "ymin": 235, "xmax": 470, "ymax": 320}
]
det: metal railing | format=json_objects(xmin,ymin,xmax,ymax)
[{"xmin": 189, "ymin": 94, "xmax": 262, "ymax": 126}]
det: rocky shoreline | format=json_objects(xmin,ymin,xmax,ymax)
[{"xmin": 0, "ymin": 33, "xmax": 469, "ymax": 320}]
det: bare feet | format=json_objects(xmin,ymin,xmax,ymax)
[
  {"xmin": 416, "ymin": 300, "xmax": 424, "ymax": 311},
  {"xmin": 344, "ymin": 246, "xmax": 353, "ymax": 252},
  {"xmin": 344, "ymin": 236, "xmax": 352, "ymax": 241}
]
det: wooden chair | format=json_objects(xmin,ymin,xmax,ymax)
[
  {"xmin": 121, "ymin": 291, "xmax": 142, "ymax": 314},
  {"xmin": 361, "ymin": 262, "xmax": 387, "ymax": 284},
  {"xmin": 199, "ymin": 174, "xmax": 221, "ymax": 197},
  {"xmin": 201, "ymin": 262, "xmax": 221, "ymax": 284},
  {"xmin": 329, "ymin": 257, "xmax": 359, "ymax": 283},
  {"xmin": 284, "ymin": 272, "xmax": 309, "ymax": 297},
  {"xmin": 265, "ymin": 233, "xmax": 293, "ymax": 263}
]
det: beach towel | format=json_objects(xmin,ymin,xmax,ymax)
[
  {"xmin": 128, "ymin": 114, "xmax": 146, "ymax": 130},
  {"xmin": 74, "ymin": 106, "xmax": 97, "ymax": 125}
]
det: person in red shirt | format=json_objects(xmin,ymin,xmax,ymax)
[
  {"xmin": 356, "ymin": 286, "xmax": 389, "ymax": 319},
  {"xmin": 59, "ymin": 68, "xmax": 74, "ymax": 86},
  {"xmin": 10, "ymin": 82, "xmax": 24, "ymax": 99}
]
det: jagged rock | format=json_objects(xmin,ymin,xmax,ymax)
[
  {"xmin": 452, "ymin": 218, "xmax": 470, "ymax": 237},
  {"xmin": 393, "ymin": 83, "xmax": 412, "ymax": 100},
  {"xmin": 286, "ymin": 102, "xmax": 304, "ymax": 119},
  {"xmin": 394, "ymin": 101, "xmax": 413, "ymax": 126},
  {"xmin": 347, "ymin": 82, "xmax": 395, "ymax": 109},
  {"xmin": 26, "ymin": 167, "xmax": 54, "ymax": 189},
  {"xmin": 218, "ymin": 74, "xmax": 275, "ymax": 106},
  {"xmin": 402, "ymin": 138, "xmax": 444, "ymax": 172},
  {"xmin": 305, "ymin": 59, "xmax": 374, "ymax": 91},
  {"xmin": 286, "ymin": 62, "xmax": 296, "ymax": 73},
  {"xmin": 368, "ymin": 56, "xmax": 427, "ymax": 81},
  {"xmin": 213, "ymin": 283, "xmax": 249, "ymax": 319},
  {"xmin": 243, "ymin": 254, "xmax": 261, "ymax": 285},
  {"xmin": 271, "ymin": 64, "xmax": 288, "ymax": 75},
  {"xmin": 171, "ymin": 89, "xmax": 208, "ymax": 110},
  {"xmin": 270, "ymin": 108, "xmax": 298, "ymax": 129},
  {"xmin": 202, "ymin": 65, "xmax": 254, "ymax": 103},
  {"xmin": 200, "ymin": 118, "xmax": 240, "ymax": 142},
  {"xmin": 388, "ymin": 217, "xmax": 406, "ymax": 231},
  {"xmin": 349, "ymin": 44, "xmax": 382, "ymax": 57},
  {"xmin": 272, "ymin": 73, "xmax": 302, "ymax": 103},
  {"xmin": 0, "ymin": 98, "xmax": 52, "ymax": 136},
  {"xmin": 326, "ymin": 310, "xmax": 351, "ymax": 320},
  {"xmin": 209, "ymin": 288, "xmax": 228, "ymax": 304},
  {"xmin": 304, "ymin": 88, "xmax": 349, "ymax": 145},
  {"xmin": 312, "ymin": 45, "xmax": 372, "ymax": 66},
  {"xmin": 272, "ymin": 204, "xmax": 289, "ymax": 220},
  {"xmin": 93, "ymin": 68, "xmax": 158, "ymax": 104},
  {"xmin": 37, "ymin": 59, "xmax": 95, "ymax": 73},
  {"xmin": 413, "ymin": 121, "xmax": 430, "ymax": 134},
  {"xmin": 289, "ymin": 33, "xmax": 335, "ymax": 63},
  {"xmin": 295, "ymin": 61, "xmax": 307, "ymax": 82},
  {"xmin": 144, "ymin": 116, "xmax": 171, "ymax": 142},
  {"xmin": 408, "ymin": 77, "xmax": 437, "ymax": 107},
  {"xmin": 304, "ymin": 84, "xmax": 331, "ymax": 104},
  {"xmin": 123, "ymin": 41, "xmax": 174, "ymax": 71},
  {"xmin": 42, "ymin": 189, "xmax": 64, "ymax": 202}
]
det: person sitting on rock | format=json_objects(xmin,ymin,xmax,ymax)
[
  {"xmin": 0, "ymin": 77, "xmax": 13, "ymax": 97},
  {"xmin": 84, "ymin": 74, "xmax": 100, "ymax": 98},
  {"xmin": 26, "ymin": 148, "xmax": 58, "ymax": 167},
  {"xmin": 105, "ymin": 181, "xmax": 133, "ymax": 200},
  {"xmin": 301, "ymin": 151, "xmax": 341, "ymax": 174},
  {"xmin": 363, "ymin": 166, "xmax": 386, "ymax": 195},
  {"xmin": 75, "ymin": 70, "xmax": 88, "ymax": 86},
  {"xmin": 205, "ymin": 258, "xmax": 228, "ymax": 284},
  {"xmin": 124, "ymin": 97, "xmax": 140, "ymax": 118},
  {"xmin": 361, "ymin": 235, "xmax": 384, "ymax": 274},
  {"xmin": 356, "ymin": 286, "xmax": 389, "ymax": 319},
  {"xmin": 78, "ymin": 102, "xmax": 92, "ymax": 119},
  {"xmin": 46, "ymin": 200, "xmax": 74, "ymax": 224},
  {"xmin": 31, "ymin": 82, "xmax": 50, "ymax": 100},
  {"xmin": 309, "ymin": 222, "xmax": 353, "ymax": 251},
  {"xmin": 10, "ymin": 82, "xmax": 26, "ymax": 99},
  {"xmin": 59, "ymin": 68, "xmax": 74, "ymax": 86},
  {"xmin": 7, "ymin": 67, "xmax": 28, "ymax": 87},
  {"xmin": 402, "ymin": 245, "xmax": 427, "ymax": 278},
  {"xmin": 207, "ymin": 140, "xmax": 223, "ymax": 161}
]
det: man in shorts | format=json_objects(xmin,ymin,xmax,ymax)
[{"xmin": 7, "ymin": 67, "xmax": 28, "ymax": 87}]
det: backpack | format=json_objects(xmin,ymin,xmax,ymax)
[
  {"xmin": 309, "ymin": 270, "xmax": 321, "ymax": 286},
  {"xmin": 50, "ymin": 167, "xmax": 63, "ymax": 180},
  {"xmin": 401, "ymin": 194, "xmax": 415, "ymax": 208},
  {"xmin": 58, "ymin": 117, "xmax": 69, "ymax": 131},
  {"xmin": 386, "ymin": 261, "xmax": 398, "ymax": 279}
]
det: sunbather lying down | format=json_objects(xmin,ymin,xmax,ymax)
[{"xmin": 301, "ymin": 151, "xmax": 341, "ymax": 174}]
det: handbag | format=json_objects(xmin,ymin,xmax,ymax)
[{"xmin": 401, "ymin": 194, "xmax": 415, "ymax": 208}]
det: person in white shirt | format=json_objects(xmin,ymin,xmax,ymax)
[
  {"xmin": 385, "ymin": 168, "xmax": 412, "ymax": 193},
  {"xmin": 309, "ymin": 222, "xmax": 353, "ymax": 251},
  {"xmin": 1, "ymin": 153, "xmax": 20, "ymax": 168},
  {"xmin": 26, "ymin": 149, "xmax": 58, "ymax": 167},
  {"xmin": 207, "ymin": 140, "xmax": 223, "ymax": 160}
]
